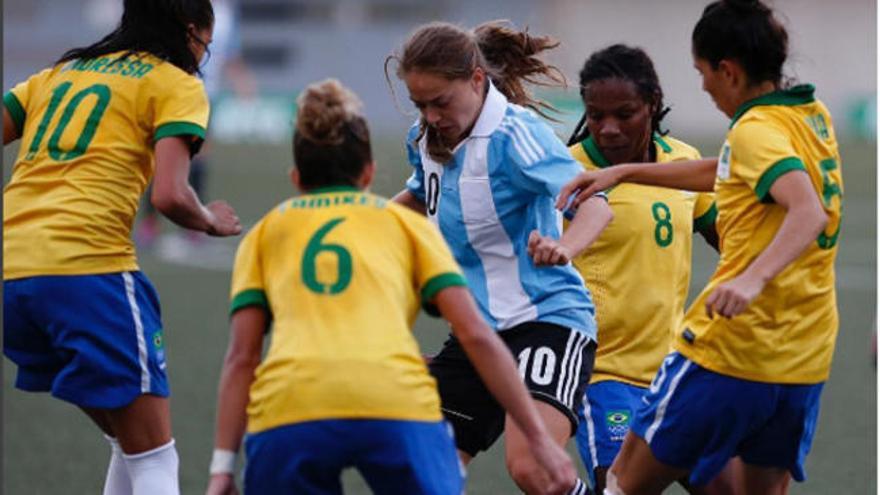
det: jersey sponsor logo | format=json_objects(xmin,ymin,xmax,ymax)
[
  {"xmin": 717, "ymin": 142, "xmax": 731, "ymax": 180},
  {"xmin": 605, "ymin": 410, "xmax": 631, "ymax": 441}
]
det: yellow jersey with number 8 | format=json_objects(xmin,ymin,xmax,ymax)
[
  {"xmin": 229, "ymin": 188, "xmax": 467, "ymax": 433},
  {"xmin": 676, "ymin": 84, "xmax": 842, "ymax": 384},
  {"xmin": 569, "ymin": 134, "xmax": 716, "ymax": 387},
  {"xmin": 3, "ymin": 51, "xmax": 209, "ymax": 280}
]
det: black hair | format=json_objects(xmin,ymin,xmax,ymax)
[
  {"xmin": 692, "ymin": 0, "xmax": 788, "ymax": 87},
  {"xmin": 567, "ymin": 44, "xmax": 670, "ymax": 146},
  {"xmin": 293, "ymin": 79, "xmax": 372, "ymax": 190},
  {"xmin": 57, "ymin": 0, "xmax": 214, "ymax": 75}
]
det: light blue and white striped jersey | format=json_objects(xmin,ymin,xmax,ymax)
[{"xmin": 405, "ymin": 82, "xmax": 598, "ymax": 339}]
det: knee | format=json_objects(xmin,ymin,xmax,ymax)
[
  {"xmin": 506, "ymin": 456, "xmax": 544, "ymax": 494},
  {"xmin": 605, "ymin": 468, "xmax": 627, "ymax": 495}
]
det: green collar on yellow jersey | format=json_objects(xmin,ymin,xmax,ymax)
[
  {"xmin": 729, "ymin": 84, "xmax": 816, "ymax": 128},
  {"xmin": 303, "ymin": 185, "xmax": 362, "ymax": 195},
  {"xmin": 580, "ymin": 133, "xmax": 673, "ymax": 169}
]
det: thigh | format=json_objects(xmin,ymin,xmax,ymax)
[
  {"xmin": 611, "ymin": 431, "xmax": 688, "ymax": 495},
  {"xmin": 738, "ymin": 382, "xmax": 824, "ymax": 483},
  {"xmin": 503, "ymin": 322, "xmax": 596, "ymax": 436},
  {"xmin": 357, "ymin": 420, "xmax": 464, "ymax": 495},
  {"xmin": 4, "ymin": 272, "xmax": 168, "ymax": 408},
  {"xmin": 4, "ymin": 278, "xmax": 64, "ymax": 392},
  {"xmin": 244, "ymin": 422, "xmax": 346, "ymax": 495},
  {"xmin": 576, "ymin": 381, "xmax": 646, "ymax": 488},
  {"xmin": 429, "ymin": 336, "xmax": 505, "ymax": 457},
  {"xmin": 629, "ymin": 352, "xmax": 776, "ymax": 487}
]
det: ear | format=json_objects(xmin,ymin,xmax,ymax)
[
  {"xmin": 358, "ymin": 161, "xmax": 376, "ymax": 190},
  {"xmin": 717, "ymin": 59, "xmax": 744, "ymax": 89},
  {"xmin": 289, "ymin": 167, "xmax": 303, "ymax": 191},
  {"xmin": 471, "ymin": 66, "xmax": 486, "ymax": 90}
]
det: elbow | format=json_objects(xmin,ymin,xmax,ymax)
[
  {"xmin": 591, "ymin": 196, "xmax": 614, "ymax": 228},
  {"xmin": 603, "ymin": 204, "xmax": 615, "ymax": 227},
  {"xmin": 223, "ymin": 347, "xmax": 262, "ymax": 373},
  {"xmin": 813, "ymin": 209, "xmax": 829, "ymax": 236},
  {"xmin": 151, "ymin": 186, "xmax": 186, "ymax": 216}
]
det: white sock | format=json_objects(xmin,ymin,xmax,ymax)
[
  {"xmin": 568, "ymin": 478, "xmax": 589, "ymax": 495},
  {"xmin": 102, "ymin": 435, "xmax": 132, "ymax": 495},
  {"xmin": 122, "ymin": 439, "xmax": 180, "ymax": 495}
]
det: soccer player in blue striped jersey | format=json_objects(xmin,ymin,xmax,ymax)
[{"xmin": 388, "ymin": 21, "xmax": 612, "ymax": 495}]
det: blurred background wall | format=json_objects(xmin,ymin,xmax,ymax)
[{"xmin": 4, "ymin": 0, "xmax": 876, "ymax": 143}]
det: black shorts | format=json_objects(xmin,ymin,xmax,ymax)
[{"xmin": 428, "ymin": 321, "xmax": 596, "ymax": 457}]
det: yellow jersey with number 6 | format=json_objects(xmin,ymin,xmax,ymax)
[
  {"xmin": 3, "ymin": 51, "xmax": 209, "ymax": 280},
  {"xmin": 229, "ymin": 188, "xmax": 467, "ymax": 433},
  {"xmin": 569, "ymin": 134, "xmax": 716, "ymax": 387},
  {"xmin": 676, "ymin": 84, "xmax": 842, "ymax": 384}
]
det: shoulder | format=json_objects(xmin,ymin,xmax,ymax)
[
  {"xmin": 728, "ymin": 111, "xmax": 783, "ymax": 148},
  {"xmin": 568, "ymin": 140, "xmax": 597, "ymax": 170},
  {"xmin": 658, "ymin": 135, "xmax": 701, "ymax": 161},
  {"xmin": 406, "ymin": 120, "xmax": 422, "ymax": 145},
  {"xmin": 143, "ymin": 55, "xmax": 204, "ymax": 94},
  {"xmin": 493, "ymin": 107, "xmax": 562, "ymax": 161}
]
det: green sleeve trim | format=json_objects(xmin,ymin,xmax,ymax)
[
  {"xmin": 230, "ymin": 288, "xmax": 269, "ymax": 315},
  {"xmin": 420, "ymin": 272, "xmax": 468, "ymax": 303},
  {"xmin": 154, "ymin": 121, "xmax": 206, "ymax": 141},
  {"xmin": 693, "ymin": 202, "xmax": 718, "ymax": 233},
  {"xmin": 4, "ymin": 91, "xmax": 25, "ymax": 133},
  {"xmin": 755, "ymin": 157, "xmax": 807, "ymax": 203}
]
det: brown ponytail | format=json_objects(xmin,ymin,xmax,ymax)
[{"xmin": 474, "ymin": 20, "xmax": 565, "ymax": 119}]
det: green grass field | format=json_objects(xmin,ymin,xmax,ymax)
[{"xmin": 3, "ymin": 136, "xmax": 876, "ymax": 494}]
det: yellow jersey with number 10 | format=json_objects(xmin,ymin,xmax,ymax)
[
  {"xmin": 568, "ymin": 134, "xmax": 716, "ymax": 387},
  {"xmin": 677, "ymin": 84, "xmax": 842, "ymax": 384},
  {"xmin": 229, "ymin": 188, "xmax": 467, "ymax": 434},
  {"xmin": 3, "ymin": 51, "xmax": 209, "ymax": 280}
]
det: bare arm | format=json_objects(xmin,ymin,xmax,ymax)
[
  {"xmin": 206, "ymin": 307, "xmax": 267, "ymax": 495},
  {"xmin": 152, "ymin": 136, "xmax": 242, "ymax": 236},
  {"xmin": 705, "ymin": 170, "xmax": 827, "ymax": 318},
  {"xmin": 3, "ymin": 107, "xmax": 20, "ymax": 145},
  {"xmin": 528, "ymin": 195, "xmax": 613, "ymax": 266},
  {"xmin": 434, "ymin": 287, "xmax": 576, "ymax": 492},
  {"xmin": 557, "ymin": 158, "xmax": 718, "ymax": 210},
  {"xmin": 392, "ymin": 189, "xmax": 427, "ymax": 216}
]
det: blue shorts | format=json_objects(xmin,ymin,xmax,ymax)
[
  {"xmin": 4, "ymin": 272, "xmax": 169, "ymax": 409},
  {"xmin": 575, "ymin": 380, "xmax": 645, "ymax": 488},
  {"xmin": 243, "ymin": 419, "xmax": 464, "ymax": 495},
  {"xmin": 631, "ymin": 352, "xmax": 823, "ymax": 486}
]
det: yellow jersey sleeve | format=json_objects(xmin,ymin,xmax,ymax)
[
  {"xmin": 230, "ymin": 220, "xmax": 269, "ymax": 315},
  {"xmin": 729, "ymin": 118, "xmax": 806, "ymax": 202},
  {"xmin": 148, "ymin": 70, "xmax": 209, "ymax": 151},
  {"xmin": 4, "ymin": 67, "xmax": 54, "ymax": 135},
  {"xmin": 692, "ymin": 192, "xmax": 717, "ymax": 234},
  {"xmin": 389, "ymin": 205, "xmax": 467, "ymax": 303}
]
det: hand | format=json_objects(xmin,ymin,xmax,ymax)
[
  {"xmin": 555, "ymin": 168, "xmax": 624, "ymax": 210},
  {"xmin": 527, "ymin": 230, "xmax": 572, "ymax": 266},
  {"xmin": 205, "ymin": 473, "xmax": 239, "ymax": 495},
  {"xmin": 206, "ymin": 200, "xmax": 242, "ymax": 237},
  {"xmin": 705, "ymin": 272, "xmax": 766, "ymax": 319},
  {"xmin": 530, "ymin": 437, "xmax": 578, "ymax": 495}
]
